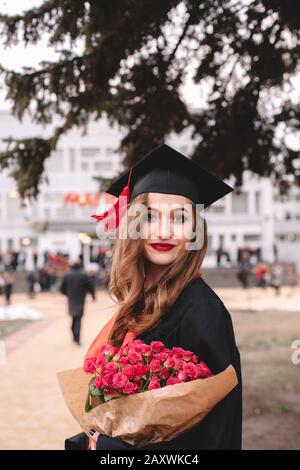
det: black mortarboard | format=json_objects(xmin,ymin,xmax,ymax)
[{"xmin": 91, "ymin": 144, "xmax": 233, "ymax": 231}]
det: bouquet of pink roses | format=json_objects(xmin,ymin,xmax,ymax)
[
  {"xmin": 57, "ymin": 338, "xmax": 238, "ymax": 447},
  {"xmin": 83, "ymin": 339, "xmax": 213, "ymax": 411}
]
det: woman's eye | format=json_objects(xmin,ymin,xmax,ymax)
[
  {"xmin": 143, "ymin": 212, "xmax": 156, "ymax": 222},
  {"xmin": 174, "ymin": 214, "xmax": 187, "ymax": 223}
]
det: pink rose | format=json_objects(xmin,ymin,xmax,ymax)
[
  {"xmin": 164, "ymin": 357, "xmax": 176, "ymax": 369},
  {"xmin": 104, "ymin": 345, "xmax": 118, "ymax": 358},
  {"xmin": 129, "ymin": 340, "xmax": 144, "ymax": 351},
  {"xmin": 112, "ymin": 372, "xmax": 128, "ymax": 389},
  {"xmin": 95, "ymin": 353, "xmax": 107, "ymax": 367},
  {"xmin": 131, "ymin": 339, "xmax": 144, "ymax": 346},
  {"xmin": 178, "ymin": 370, "xmax": 188, "ymax": 381},
  {"xmin": 150, "ymin": 341, "xmax": 164, "ymax": 353},
  {"xmin": 183, "ymin": 362, "xmax": 198, "ymax": 379},
  {"xmin": 160, "ymin": 369, "xmax": 171, "ymax": 380},
  {"xmin": 135, "ymin": 363, "xmax": 148, "ymax": 376},
  {"xmin": 120, "ymin": 356, "xmax": 129, "ymax": 365},
  {"xmin": 83, "ymin": 358, "xmax": 97, "ymax": 374},
  {"xmin": 104, "ymin": 361, "xmax": 119, "ymax": 374},
  {"xmin": 191, "ymin": 354, "xmax": 199, "ymax": 364},
  {"xmin": 171, "ymin": 347, "xmax": 186, "ymax": 356},
  {"xmin": 123, "ymin": 381, "xmax": 138, "ymax": 395},
  {"xmin": 128, "ymin": 350, "xmax": 142, "ymax": 364},
  {"xmin": 181, "ymin": 350, "xmax": 194, "ymax": 362},
  {"xmin": 140, "ymin": 344, "xmax": 152, "ymax": 356},
  {"xmin": 196, "ymin": 361, "xmax": 212, "ymax": 378},
  {"xmin": 155, "ymin": 352, "xmax": 168, "ymax": 362},
  {"xmin": 94, "ymin": 376, "xmax": 103, "ymax": 389},
  {"xmin": 148, "ymin": 377, "xmax": 161, "ymax": 390},
  {"xmin": 101, "ymin": 373, "xmax": 115, "ymax": 387},
  {"xmin": 166, "ymin": 377, "xmax": 181, "ymax": 385},
  {"xmin": 122, "ymin": 364, "xmax": 137, "ymax": 379},
  {"xmin": 149, "ymin": 359, "xmax": 161, "ymax": 373},
  {"xmin": 133, "ymin": 377, "xmax": 143, "ymax": 387},
  {"xmin": 120, "ymin": 345, "xmax": 129, "ymax": 356},
  {"xmin": 174, "ymin": 358, "xmax": 184, "ymax": 370}
]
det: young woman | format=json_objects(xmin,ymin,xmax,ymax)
[{"xmin": 65, "ymin": 144, "xmax": 242, "ymax": 450}]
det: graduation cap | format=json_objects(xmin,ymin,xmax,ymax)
[{"xmin": 91, "ymin": 144, "xmax": 233, "ymax": 231}]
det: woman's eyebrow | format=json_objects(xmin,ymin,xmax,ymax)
[{"xmin": 148, "ymin": 207, "xmax": 190, "ymax": 213}]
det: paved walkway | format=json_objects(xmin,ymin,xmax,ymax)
[{"xmin": 0, "ymin": 285, "xmax": 299, "ymax": 449}]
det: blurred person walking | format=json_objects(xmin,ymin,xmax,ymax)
[
  {"xmin": 32, "ymin": 249, "xmax": 38, "ymax": 269},
  {"xmin": 287, "ymin": 264, "xmax": 298, "ymax": 296},
  {"xmin": 255, "ymin": 262, "xmax": 269, "ymax": 288},
  {"xmin": 237, "ymin": 260, "xmax": 251, "ymax": 289},
  {"xmin": 26, "ymin": 270, "xmax": 38, "ymax": 299},
  {"xmin": 1, "ymin": 270, "xmax": 14, "ymax": 305},
  {"xmin": 60, "ymin": 261, "xmax": 96, "ymax": 345},
  {"xmin": 269, "ymin": 263, "xmax": 283, "ymax": 296}
]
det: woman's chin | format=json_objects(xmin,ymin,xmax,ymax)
[{"xmin": 146, "ymin": 252, "xmax": 176, "ymax": 265}]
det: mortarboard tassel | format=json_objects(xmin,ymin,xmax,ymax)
[{"xmin": 90, "ymin": 168, "xmax": 133, "ymax": 232}]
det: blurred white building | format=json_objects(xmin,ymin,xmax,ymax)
[{"xmin": 0, "ymin": 110, "xmax": 300, "ymax": 272}]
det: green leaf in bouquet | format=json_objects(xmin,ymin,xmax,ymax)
[
  {"xmin": 91, "ymin": 387, "xmax": 103, "ymax": 397},
  {"xmin": 85, "ymin": 389, "xmax": 91, "ymax": 412},
  {"xmin": 88, "ymin": 377, "xmax": 95, "ymax": 393},
  {"xmin": 85, "ymin": 377, "xmax": 96, "ymax": 412}
]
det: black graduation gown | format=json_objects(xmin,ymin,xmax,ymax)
[{"xmin": 65, "ymin": 276, "xmax": 242, "ymax": 450}]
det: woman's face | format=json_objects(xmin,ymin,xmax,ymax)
[{"xmin": 141, "ymin": 192, "xmax": 195, "ymax": 266}]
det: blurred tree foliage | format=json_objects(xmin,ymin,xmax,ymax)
[{"xmin": 0, "ymin": 0, "xmax": 299, "ymax": 200}]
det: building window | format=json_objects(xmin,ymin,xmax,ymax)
[
  {"xmin": 81, "ymin": 162, "xmax": 89, "ymax": 172},
  {"xmin": 244, "ymin": 234, "xmax": 261, "ymax": 242},
  {"xmin": 255, "ymin": 191, "xmax": 261, "ymax": 213},
  {"xmin": 105, "ymin": 147, "xmax": 115, "ymax": 156},
  {"xmin": 81, "ymin": 148, "xmax": 100, "ymax": 158},
  {"xmin": 209, "ymin": 204, "xmax": 225, "ymax": 214},
  {"xmin": 232, "ymin": 192, "xmax": 248, "ymax": 213},
  {"xmin": 94, "ymin": 161, "xmax": 113, "ymax": 172},
  {"xmin": 69, "ymin": 149, "xmax": 76, "ymax": 172}
]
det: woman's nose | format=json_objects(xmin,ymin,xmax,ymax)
[{"xmin": 158, "ymin": 215, "xmax": 172, "ymax": 239}]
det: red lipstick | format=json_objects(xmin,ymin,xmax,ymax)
[{"xmin": 150, "ymin": 243, "xmax": 175, "ymax": 251}]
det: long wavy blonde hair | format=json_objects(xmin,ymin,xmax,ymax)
[{"xmin": 107, "ymin": 192, "xmax": 208, "ymax": 347}]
